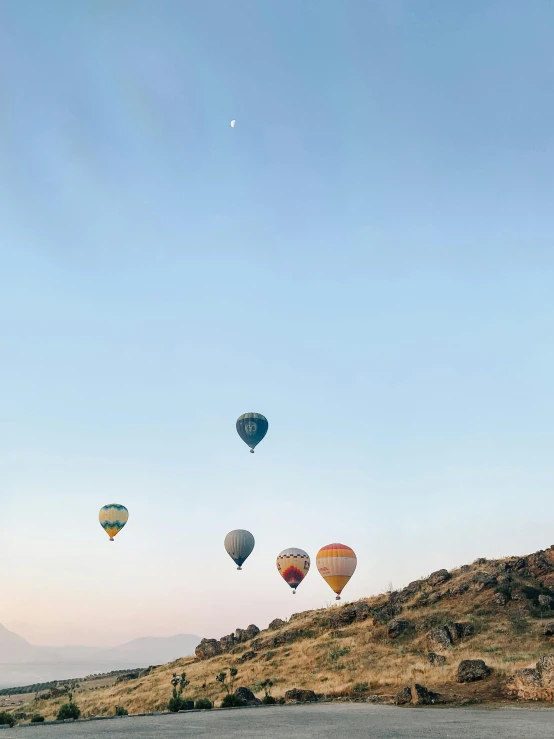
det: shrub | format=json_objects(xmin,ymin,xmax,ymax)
[
  {"xmin": 31, "ymin": 715, "xmax": 45, "ymax": 723},
  {"xmin": 56, "ymin": 702, "xmax": 81, "ymax": 721},
  {"xmin": 220, "ymin": 694, "xmax": 246, "ymax": 708},
  {"xmin": 195, "ymin": 698, "xmax": 213, "ymax": 710},
  {"xmin": 328, "ymin": 646, "xmax": 350, "ymax": 661},
  {"xmin": 352, "ymin": 682, "xmax": 369, "ymax": 694},
  {"xmin": 0, "ymin": 711, "xmax": 15, "ymax": 727},
  {"xmin": 262, "ymin": 695, "xmax": 276, "ymax": 704},
  {"xmin": 115, "ymin": 705, "xmax": 128, "ymax": 716}
]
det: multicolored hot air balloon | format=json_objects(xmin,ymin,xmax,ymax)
[
  {"xmin": 236, "ymin": 413, "xmax": 268, "ymax": 453},
  {"xmin": 99, "ymin": 504, "xmax": 129, "ymax": 542},
  {"xmin": 224, "ymin": 529, "xmax": 255, "ymax": 570},
  {"xmin": 276, "ymin": 548, "xmax": 310, "ymax": 594},
  {"xmin": 316, "ymin": 543, "xmax": 357, "ymax": 600}
]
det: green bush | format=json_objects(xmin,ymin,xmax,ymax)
[
  {"xmin": 352, "ymin": 682, "xmax": 369, "ymax": 694},
  {"xmin": 56, "ymin": 702, "xmax": 81, "ymax": 721},
  {"xmin": 195, "ymin": 698, "xmax": 213, "ymax": 710},
  {"xmin": 220, "ymin": 694, "xmax": 246, "ymax": 708},
  {"xmin": 115, "ymin": 705, "xmax": 128, "ymax": 716},
  {"xmin": 31, "ymin": 715, "xmax": 45, "ymax": 723},
  {"xmin": 0, "ymin": 711, "xmax": 15, "ymax": 727},
  {"xmin": 262, "ymin": 695, "xmax": 276, "ymax": 704}
]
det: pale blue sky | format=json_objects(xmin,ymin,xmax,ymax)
[{"xmin": 1, "ymin": 0, "xmax": 553, "ymax": 646}]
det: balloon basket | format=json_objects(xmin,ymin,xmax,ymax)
[
  {"xmin": 237, "ymin": 566, "xmax": 242, "ymax": 571},
  {"xmin": 250, "ymin": 449, "xmax": 255, "ymax": 453},
  {"xmin": 109, "ymin": 538, "xmax": 114, "ymax": 542},
  {"xmin": 335, "ymin": 595, "xmax": 341, "ymax": 601}
]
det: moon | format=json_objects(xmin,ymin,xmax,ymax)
[{"xmin": 230, "ymin": 120, "xmax": 236, "ymax": 128}]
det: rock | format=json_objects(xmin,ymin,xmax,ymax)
[
  {"xmin": 371, "ymin": 601, "xmax": 403, "ymax": 625},
  {"xmin": 494, "ymin": 592, "xmax": 508, "ymax": 606},
  {"xmin": 353, "ymin": 601, "xmax": 371, "ymax": 621},
  {"xmin": 543, "ymin": 622, "xmax": 554, "ymax": 636},
  {"xmin": 219, "ymin": 634, "xmax": 236, "ymax": 652},
  {"xmin": 426, "ymin": 626, "xmax": 453, "ymax": 651},
  {"xmin": 537, "ymin": 655, "xmax": 554, "ymax": 687},
  {"xmin": 428, "ymin": 592, "xmax": 441, "ymax": 604},
  {"xmin": 460, "ymin": 565, "xmax": 470, "ymax": 573},
  {"xmin": 234, "ymin": 687, "xmax": 261, "ymax": 706},
  {"xmin": 387, "ymin": 619, "xmax": 412, "ymax": 639},
  {"xmin": 412, "ymin": 684, "xmax": 441, "ymax": 705},
  {"xmin": 394, "ymin": 686, "xmax": 412, "ymax": 705},
  {"xmin": 268, "ymin": 619, "xmax": 286, "ymax": 631},
  {"xmin": 513, "ymin": 557, "xmax": 528, "ymax": 571},
  {"xmin": 446, "ymin": 583, "xmax": 469, "ymax": 598},
  {"xmin": 457, "ymin": 660, "xmax": 491, "ymax": 683},
  {"xmin": 195, "ymin": 639, "xmax": 222, "ymax": 660},
  {"xmin": 514, "ymin": 668, "xmax": 542, "ymax": 687},
  {"xmin": 329, "ymin": 607, "xmax": 358, "ymax": 629},
  {"xmin": 449, "ymin": 622, "xmax": 475, "ymax": 641},
  {"xmin": 471, "ymin": 572, "xmax": 498, "ymax": 591},
  {"xmin": 245, "ymin": 624, "xmax": 260, "ymax": 640},
  {"xmin": 427, "ymin": 569, "xmax": 451, "ymax": 587},
  {"xmin": 284, "ymin": 689, "xmax": 317, "ymax": 703},
  {"xmin": 427, "ymin": 652, "xmax": 446, "ymax": 666},
  {"xmin": 239, "ymin": 651, "xmax": 257, "ymax": 662},
  {"xmin": 511, "ymin": 589, "xmax": 526, "ymax": 601},
  {"xmin": 250, "ymin": 638, "xmax": 266, "ymax": 652},
  {"xmin": 528, "ymin": 551, "xmax": 554, "ymax": 573},
  {"xmin": 368, "ymin": 695, "xmax": 382, "ymax": 703},
  {"xmin": 539, "ymin": 595, "xmax": 554, "ymax": 609},
  {"xmin": 497, "ymin": 573, "xmax": 512, "ymax": 584}
]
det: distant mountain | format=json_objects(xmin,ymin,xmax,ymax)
[{"xmin": 0, "ymin": 625, "xmax": 200, "ymax": 688}]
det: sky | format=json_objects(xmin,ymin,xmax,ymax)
[{"xmin": 1, "ymin": 0, "xmax": 554, "ymax": 648}]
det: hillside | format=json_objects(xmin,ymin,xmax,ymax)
[{"xmin": 26, "ymin": 545, "xmax": 554, "ymax": 719}]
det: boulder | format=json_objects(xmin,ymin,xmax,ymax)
[
  {"xmin": 245, "ymin": 624, "xmax": 260, "ymax": 640},
  {"xmin": 353, "ymin": 601, "xmax": 371, "ymax": 621},
  {"xmin": 219, "ymin": 634, "xmax": 236, "ymax": 652},
  {"xmin": 387, "ymin": 619, "xmax": 412, "ymax": 639},
  {"xmin": 512, "ymin": 557, "xmax": 528, "ymax": 571},
  {"xmin": 394, "ymin": 686, "xmax": 412, "ymax": 705},
  {"xmin": 426, "ymin": 626, "xmax": 453, "ymax": 651},
  {"xmin": 494, "ymin": 592, "xmax": 508, "ymax": 606},
  {"xmin": 284, "ymin": 689, "xmax": 317, "ymax": 703},
  {"xmin": 195, "ymin": 639, "xmax": 222, "ymax": 660},
  {"xmin": 239, "ymin": 651, "xmax": 257, "ymax": 662},
  {"xmin": 471, "ymin": 572, "xmax": 498, "ymax": 591},
  {"xmin": 329, "ymin": 608, "xmax": 358, "ymax": 629},
  {"xmin": 457, "ymin": 660, "xmax": 490, "ymax": 683},
  {"xmin": 412, "ymin": 684, "xmax": 441, "ymax": 705},
  {"xmin": 427, "ymin": 652, "xmax": 446, "ymax": 666},
  {"xmin": 427, "ymin": 569, "xmax": 451, "ymax": 587},
  {"xmin": 446, "ymin": 583, "xmax": 469, "ymax": 598},
  {"xmin": 268, "ymin": 619, "xmax": 286, "ymax": 631},
  {"xmin": 234, "ymin": 687, "xmax": 261, "ymax": 706},
  {"xmin": 449, "ymin": 622, "xmax": 475, "ymax": 641},
  {"xmin": 514, "ymin": 668, "xmax": 542, "ymax": 687},
  {"xmin": 537, "ymin": 655, "xmax": 554, "ymax": 688},
  {"xmin": 543, "ymin": 622, "xmax": 554, "ymax": 636},
  {"xmin": 539, "ymin": 595, "xmax": 554, "ymax": 609},
  {"xmin": 368, "ymin": 695, "xmax": 382, "ymax": 703}
]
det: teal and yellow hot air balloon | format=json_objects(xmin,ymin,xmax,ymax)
[
  {"xmin": 99, "ymin": 504, "xmax": 128, "ymax": 542},
  {"xmin": 224, "ymin": 529, "xmax": 255, "ymax": 570},
  {"xmin": 236, "ymin": 413, "xmax": 268, "ymax": 453}
]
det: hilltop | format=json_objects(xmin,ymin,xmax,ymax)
[{"xmin": 23, "ymin": 545, "xmax": 554, "ymax": 719}]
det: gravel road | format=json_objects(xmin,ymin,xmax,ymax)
[{"xmin": 5, "ymin": 703, "xmax": 554, "ymax": 738}]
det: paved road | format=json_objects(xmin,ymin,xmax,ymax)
[{"xmin": 5, "ymin": 703, "xmax": 554, "ymax": 738}]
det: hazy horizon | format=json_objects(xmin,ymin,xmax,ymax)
[{"xmin": 2, "ymin": 0, "xmax": 554, "ymax": 648}]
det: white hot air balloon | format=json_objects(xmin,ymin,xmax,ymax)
[{"xmin": 230, "ymin": 120, "xmax": 236, "ymax": 128}]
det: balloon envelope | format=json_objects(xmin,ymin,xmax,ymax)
[
  {"xmin": 99, "ymin": 504, "xmax": 129, "ymax": 541},
  {"xmin": 276, "ymin": 548, "xmax": 310, "ymax": 593},
  {"xmin": 316, "ymin": 543, "xmax": 357, "ymax": 600},
  {"xmin": 225, "ymin": 529, "xmax": 255, "ymax": 570},
  {"xmin": 236, "ymin": 413, "xmax": 268, "ymax": 453}
]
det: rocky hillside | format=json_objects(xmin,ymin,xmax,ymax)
[{"xmin": 27, "ymin": 545, "xmax": 554, "ymax": 719}]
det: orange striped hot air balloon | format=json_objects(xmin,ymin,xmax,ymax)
[
  {"xmin": 276, "ymin": 548, "xmax": 310, "ymax": 595},
  {"xmin": 316, "ymin": 543, "xmax": 357, "ymax": 600}
]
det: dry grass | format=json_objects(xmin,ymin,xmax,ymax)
[{"xmin": 23, "ymin": 549, "xmax": 554, "ymax": 719}]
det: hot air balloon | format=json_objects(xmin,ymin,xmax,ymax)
[
  {"xmin": 276, "ymin": 548, "xmax": 310, "ymax": 594},
  {"xmin": 316, "ymin": 543, "xmax": 357, "ymax": 600},
  {"xmin": 99, "ymin": 504, "xmax": 129, "ymax": 542},
  {"xmin": 224, "ymin": 529, "xmax": 255, "ymax": 570},
  {"xmin": 236, "ymin": 413, "xmax": 268, "ymax": 453}
]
